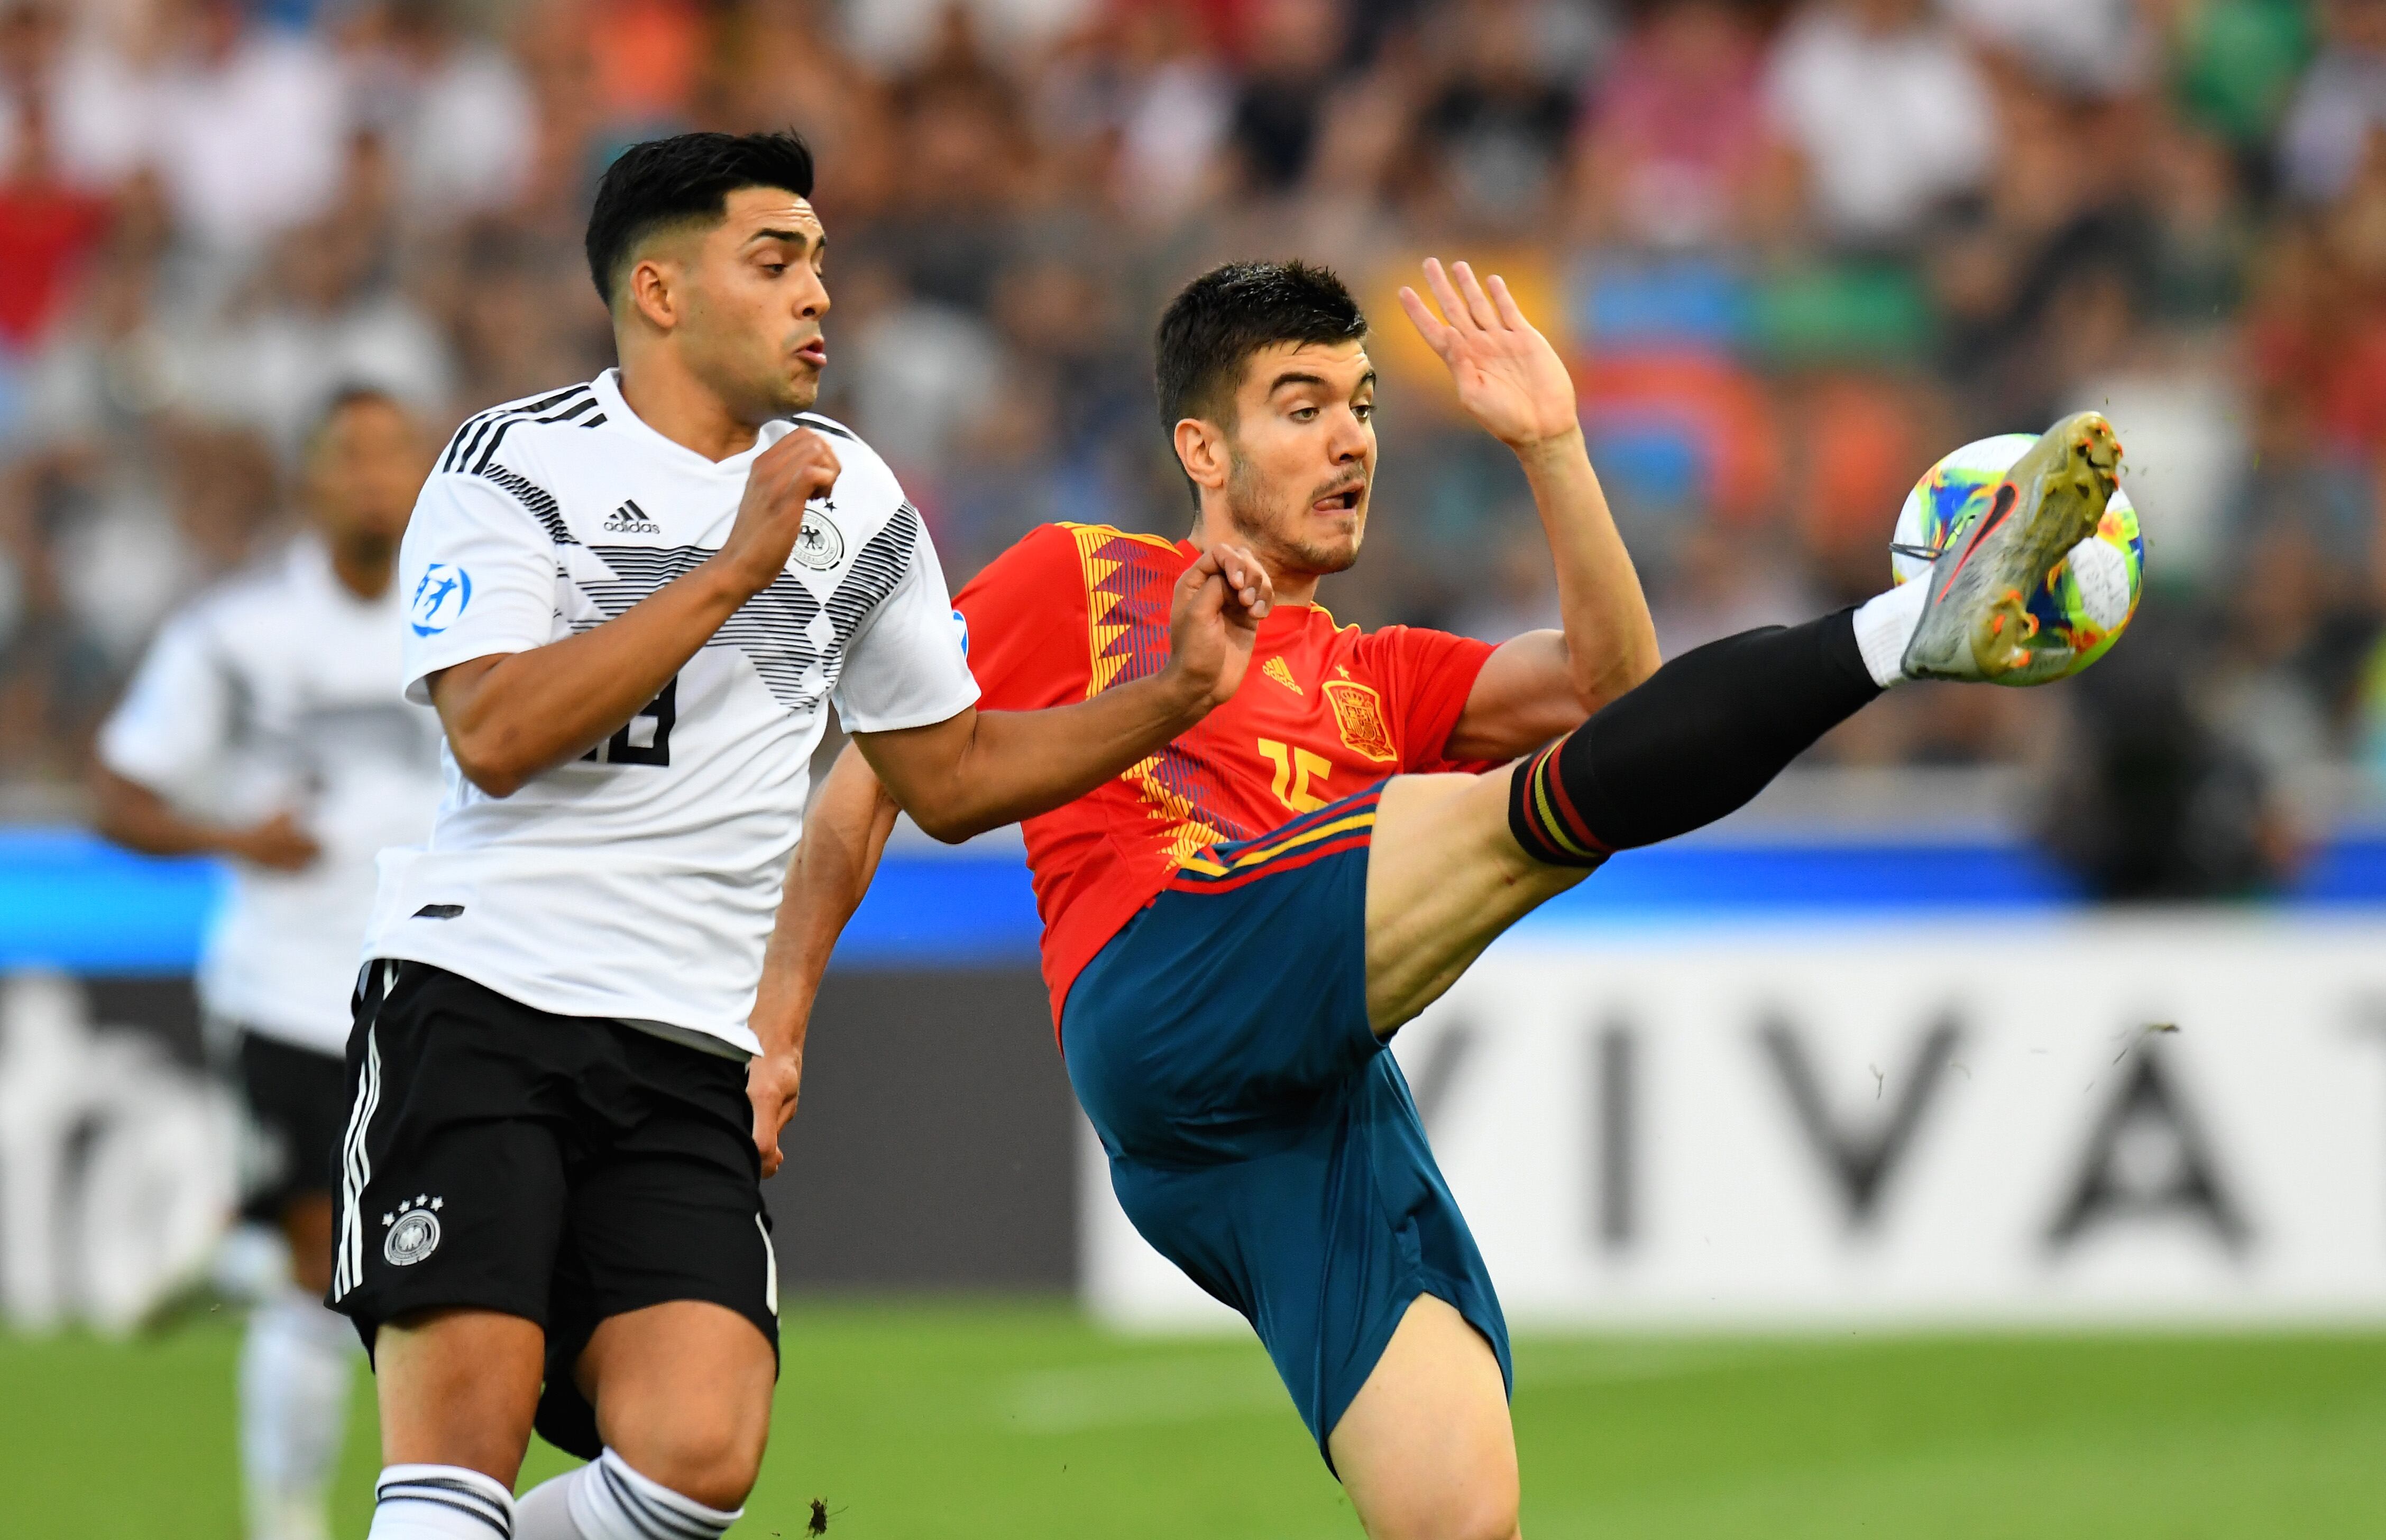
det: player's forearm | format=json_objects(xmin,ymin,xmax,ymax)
[
  {"xmin": 434, "ymin": 560, "xmax": 754, "ymax": 796},
  {"xmin": 88, "ymin": 767, "xmax": 236, "ymax": 858},
  {"xmin": 1516, "ymin": 428, "xmax": 1659, "ymax": 711},
  {"xmin": 750, "ymin": 746, "xmax": 898, "ymax": 1061},
  {"xmin": 857, "ymin": 669, "xmax": 1210, "ymax": 844}
]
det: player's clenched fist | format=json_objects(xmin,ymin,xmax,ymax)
[
  {"xmin": 1163, "ymin": 543, "xmax": 1273, "ymax": 709},
  {"xmin": 747, "ymin": 1049, "xmax": 803, "ymax": 1178},
  {"xmin": 711, "ymin": 427, "xmax": 842, "ymax": 596}
]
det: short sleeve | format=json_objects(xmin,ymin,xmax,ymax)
[
  {"xmin": 952, "ymin": 525, "xmax": 1090, "ymax": 711},
  {"xmin": 1356, "ymin": 625, "xmax": 1498, "ymax": 774},
  {"xmin": 831, "ymin": 514, "xmax": 981, "ymax": 734},
  {"xmin": 96, "ymin": 610, "xmax": 234, "ymax": 795},
  {"xmin": 396, "ymin": 472, "xmax": 563, "ymax": 704}
]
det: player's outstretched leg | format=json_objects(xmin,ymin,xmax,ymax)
[
  {"xmin": 1363, "ymin": 601, "xmax": 1884, "ymax": 1031},
  {"xmin": 1322, "ymin": 411, "xmax": 2124, "ymax": 1536},
  {"xmin": 1364, "ymin": 409, "xmax": 2124, "ymax": 1034}
]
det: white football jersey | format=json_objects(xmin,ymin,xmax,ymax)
[
  {"xmin": 363, "ymin": 370, "xmax": 978, "ymax": 1055},
  {"xmin": 98, "ymin": 535, "xmax": 446, "ymax": 1055}
]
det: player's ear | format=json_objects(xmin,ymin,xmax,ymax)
[
  {"xmin": 1173, "ymin": 417, "xmax": 1229, "ymax": 495},
  {"xmin": 626, "ymin": 252, "xmax": 680, "ymax": 333}
]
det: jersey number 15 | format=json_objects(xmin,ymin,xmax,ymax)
[{"xmin": 1259, "ymin": 737, "xmax": 1332, "ymax": 812}]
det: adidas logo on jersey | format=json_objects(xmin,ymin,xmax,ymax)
[
  {"xmin": 1263, "ymin": 656, "xmax": 1302, "ymax": 694},
  {"xmin": 604, "ymin": 499, "xmax": 662, "ymax": 535}
]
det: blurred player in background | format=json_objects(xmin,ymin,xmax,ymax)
[
  {"xmin": 776, "ymin": 258, "xmax": 2126, "ymax": 1538},
  {"xmin": 90, "ymin": 387, "xmax": 444, "ymax": 1540},
  {"xmin": 333, "ymin": 131, "xmax": 1270, "ymax": 1540}
]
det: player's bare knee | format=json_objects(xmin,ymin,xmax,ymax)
[
  {"xmin": 1363, "ymin": 1484, "xmax": 1519, "ymax": 1540},
  {"xmin": 612, "ymin": 1440, "xmax": 762, "ymax": 1513},
  {"xmin": 606, "ymin": 1400, "xmax": 768, "ymax": 1511}
]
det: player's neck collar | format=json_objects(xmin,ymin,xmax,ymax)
[{"xmin": 597, "ymin": 369, "xmax": 788, "ymax": 473}]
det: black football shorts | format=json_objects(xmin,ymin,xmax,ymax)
[
  {"xmin": 228, "ymin": 1029, "xmax": 348, "ymax": 1224},
  {"xmin": 327, "ymin": 960, "xmax": 778, "ymax": 1459}
]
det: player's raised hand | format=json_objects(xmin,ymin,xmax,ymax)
[
  {"xmin": 1164, "ymin": 543, "xmax": 1273, "ymax": 708},
  {"xmin": 712, "ymin": 427, "xmax": 842, "ymax": 597},
  {"xmin": 1399, "ymin": 259, "xmax": 1580, "ymax": 452}
]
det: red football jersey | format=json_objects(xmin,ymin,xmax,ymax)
[{"xmin": 953, "ymin": 522, "xmax": 1497, "ymax": 1027}]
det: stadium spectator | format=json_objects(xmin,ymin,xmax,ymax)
[
  {"xmin": 1947, "ymin": 0, "xmax": 2151, "ymax": 99},
  {"xmin": 2281, "ymin": 0, "xmax": 2386, "ymax": 201},
  {"xmin": 1118, "ymin": 3, "xmax": 1238, "ymax": 223},
  {"xmin": 839, "ymin": 264, "xmax": 1006, "ymax": 477},
  {"xmin": 1763, "ymin": 0, "xmax": 1997, "ymax": 249},
  {"xmin": 0, "ymin": 4, "xmax": 113, "ymax": 356},
  {"xmin": 2161, "ymin": 0, "xmax": 2313, "ymax": 156},
  {"xmin": 0, "ymin": 0, "xmax": 150, "ymax": 197},
  {"xmin": 1225, "ymin": 0, "xmax": 1346, "ymax": 193},
  {"xmin": 717, "ymin": 0, "xmax": 902, "ymax": 219},
  {"xmin": 1416, "ymin": 0, "xmax": 1578, "ymax": 231},
  {"xmin": 1571, "ymin": 0, "xmax": 1777, "ymax": 251},
  {"xmin": 584, "ymin": 0, "xmax": 710, "ymax": 133},
  {"xmin": 868, "ymin": 11, "xmax": 1034, "ymax": 313},
  {"xmin": 137, "ymin": 0, "xmax": 350, "ymax": 258},
  {"xmin": 343, "ymin": 0, "xmax": 537, "ymax": 221}
]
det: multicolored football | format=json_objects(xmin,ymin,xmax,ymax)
[{"xmin": 1889, "ymin": 431, "xmax": 2143, "ymax": 681}]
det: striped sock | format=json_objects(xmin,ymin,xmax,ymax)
[
  {"xmin": 370, "ymin": 1465, "xmax": 514, "ymax": 1539},
  {"xmin": 521, "ymin": 1449, "xmax": 741, "ymax": 1540},
  {"xmin": 1506, "ymin": 737, "xmax": 1611, "ymax": 868}
]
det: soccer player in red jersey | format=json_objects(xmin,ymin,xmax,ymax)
[{"xmin": 765, "ymin": 259, "xmax": 2122, "ymax": 1536}]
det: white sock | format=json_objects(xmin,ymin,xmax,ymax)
[
  {"xmin": 1851, "ymin": 580, "xmax": 1930, "ymax": 689},
  {"xmin": 371, "ymin": 1464, "xmax": 516, "ymax": 1539},
  {"xmin": 517, "ymin": 1448, "xmax": 741, "ymax": 1540},
  {"xmin": 510, "ymin": 1471, "xmax": 587, "ymax": 1540},
  {"xmin": 241, "ymin": 1287, "xmax": 357, "ymax": 1540},
  {"xmin": 213, "ymin": 1222, "xmax": 292, "ymax": 1306}
]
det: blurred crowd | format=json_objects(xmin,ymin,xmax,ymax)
[{"xmin": 1, "ymin": 0, "xmax": 2379, "ymax": 890}]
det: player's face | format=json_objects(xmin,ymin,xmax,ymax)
[
  {"xmin": 309, "ymin": 397, "xmax": 429, "ymax": 548},
  {"xmin": 676, "ymin": 185, "xmax": 831, "ymax": 423},
  {"xmin": 1220, "ymin": 340, "xmax": 1376, "ymax": 576}
]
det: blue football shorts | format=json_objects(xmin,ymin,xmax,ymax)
[{"xmin": 1061, "ymin": 782, "xmax": 1512, "ymax": 1464}]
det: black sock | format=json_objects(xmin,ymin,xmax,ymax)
[{"xmin": 1508, "ymin": 609, "xmax": 1881, "ymax": 864}]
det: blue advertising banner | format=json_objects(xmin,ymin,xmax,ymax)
[{"xmin": 11, "ymin": 826, "xmax": 2386, "ymax": 974}]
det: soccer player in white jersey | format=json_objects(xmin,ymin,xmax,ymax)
[
  {"xmin": 93, "ymin": 388, "xmax": 446, "ymax": 1540},
  {"xmin": 332, "ymin": 132, "xmax": 1271, "ymax": 1540}
]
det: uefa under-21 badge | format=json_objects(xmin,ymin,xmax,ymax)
[
  {"xmin": 409, "ymin": 564, "xmax": 471, "ymax": 636},
  {"xmin": 382, "ymin": 1194, "xmax": 444, "ymax": 1266},
  {"xmin": 791, "ymin": 502, "xmax": 844, "ymax": 571}
]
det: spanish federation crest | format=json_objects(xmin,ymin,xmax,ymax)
[
  {"xmin": 383, "ymin": 1195, "xmax": 445, "ymax": 1266},
  {"xmin": 1323, "ymin": 680, "xmax": 1398, "ymax": 763},
  {"xmin": 791, "ymin": 503, "xmax": 844, "ymax": 571}
]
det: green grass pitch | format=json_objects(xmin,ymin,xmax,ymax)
[{"xmin": 5, "ymin": 1304, "xmax": 2384, "ymax": 1537}]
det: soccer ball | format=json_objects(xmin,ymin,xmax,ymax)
[{"xmin": 1889, "ymin": 432, "xmax": 2143, "ymax": 680}]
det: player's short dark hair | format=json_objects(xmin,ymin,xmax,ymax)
[
  {"xmin": 1154, "ymin": 260, "xmax": 1368, "ymax": 433},
  {"xmin": 584, "ymin": 130, "xmax": 816, "ymax": 310},
  {"xmin": 305, "ymin": 382, "xmax": 406, "ymax": 455}
]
